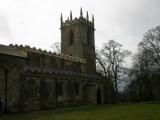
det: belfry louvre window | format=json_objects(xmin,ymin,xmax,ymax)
[
  {"xmin": 87, "ymin": 29, "xmax": 91, "ymax": 45},
  {"xmin": 70, "ymin": 30, "xmax": 74, "ymax": 45},
  {"xmin": 74, "ymin": 82, "xmax": 80, "ymax": 96},
  {"xmin": 57, "ymin": 81, "xmax": 63, "ymax": 96}
]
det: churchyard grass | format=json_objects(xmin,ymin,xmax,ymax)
[{"xmin": 1, "ymin": 103, "xmax": 160, "ymax": 120}]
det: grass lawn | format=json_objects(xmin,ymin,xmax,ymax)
[{"xmin": 1, "ymin": 103, "xmax": 160, "ymax": 120}]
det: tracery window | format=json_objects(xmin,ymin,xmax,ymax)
[
  {"xmin": 74, "ymin": 82, "xmax": 80, "ymax": 96},
  {"xmin": 87, "ymin": 29, "xmax": 91, "ymax": 45},
  {"xmin": 57, "ymin": 81, "xmax": 63, "ymax": 96},
  {"xmin": 70, "ymin": 30, "xmax": 74, "ymax": 45}
]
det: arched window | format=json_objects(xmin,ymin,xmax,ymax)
[
  {"xmin": 74, "ymin": 82, "xmax": 80, "ymax": 96},
  {"xmin": 57, "ymin": 81, "xmax": 63, "ymax": 96},
  {"xmin": 87, "ymin": 29, "xmax": 91, "ymax": 45},
  {"xmin": 70, "ymin": 30, "xmax": 74, "ymax": 45}
]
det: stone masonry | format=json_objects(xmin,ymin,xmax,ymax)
[{"xmin": 0, "ymin": 9, "xmax": 108, "ymax": 113}]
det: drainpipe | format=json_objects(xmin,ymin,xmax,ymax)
[
  {"xmin": 55, "ymin": 79, "xmax": 57, "ymax": 108},
  {"xmin": 4, "ymin": 69, "xmax": 8, "ymax": 113},
  {"xmin": 42, "ymin": 53, "xmax": 45, "ymax": 68}
]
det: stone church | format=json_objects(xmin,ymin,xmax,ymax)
[{"xmin": 0, "ymin": 9, "xmax": 107, "ymax": 113}]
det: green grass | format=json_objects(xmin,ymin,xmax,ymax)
[{"xmin": 1, "ymin": 103, "xmax": 160, "ymax": 120}]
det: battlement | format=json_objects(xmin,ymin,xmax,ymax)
[
  {"xmin": 62, "ymin": 17, "xmax": 94, "ymax": 27},
  {"xmin": 61, "ymin": 8, "xmax": 94, "ymax": 28},
  {"xmin": 9, "ymin": 44, "xmax": 86, "ymax": 63}
]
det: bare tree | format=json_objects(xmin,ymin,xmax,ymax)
[
  {"xmin": 96, "ymin": 48, "xmax": 111, "ymax": 77},
  {"xmin": 96, "ymin": 48, "xmax": 113, "ymax": 103},
  {"xmin": 130, "ymin": 48, "xmax": 155, "ymax": 101},
  {"xmin": 51, "ymin": 42, "xmax": 61, "ymax": 54},
  {"xmin": 125, "ymin": 26, "xmax": 160, "ymax": 102},
  {"xmin": 139, "ymin": 26, "xmax": 160, "ymax": 70},
  {"xmin": 100, "ymin": 40, "xmax": 131, "ymax": 98}
]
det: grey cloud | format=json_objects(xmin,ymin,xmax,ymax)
[
  {"xmin": 93, "ymin": 0, "xmax": 160, "ymax": 52},
  {"xmin": 0, "ymin": 0, "xmax": 160, "ymax": 54},
  {"xmin": 0, "ymin": 14, "xmax": 13, "ymax": 44}
]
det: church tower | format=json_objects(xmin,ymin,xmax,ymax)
[{"xmin": 61, "ymin": 8, "xmax": 96, "ymax": 73}]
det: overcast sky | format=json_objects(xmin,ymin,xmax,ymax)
[{"xmin": 0, "ymin": 0, "xmax": 160, "ymax": 54}]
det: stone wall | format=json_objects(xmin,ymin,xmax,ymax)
[
  {"xmin": 15, "ymin": 70, "xmax": 106, "ymax": 112},
  {"xmin": 0, "ymin": 53, "xmax": 26, "ymax": 112},
  {"xmin": 0, "ymin": 44, "xmax": 107, "ymax": 113},
  {"xmin": 27, "ymin": 51, "xmax": 86, "ymax": 73}
]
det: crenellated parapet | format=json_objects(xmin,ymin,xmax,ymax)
[
  {"xmin": 60, "ymin": 8, "xmax": 94, "ymax": 29},
  {"xmin": 9, "ymin": 44, "xmax": 86, "ymax": 64}
]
